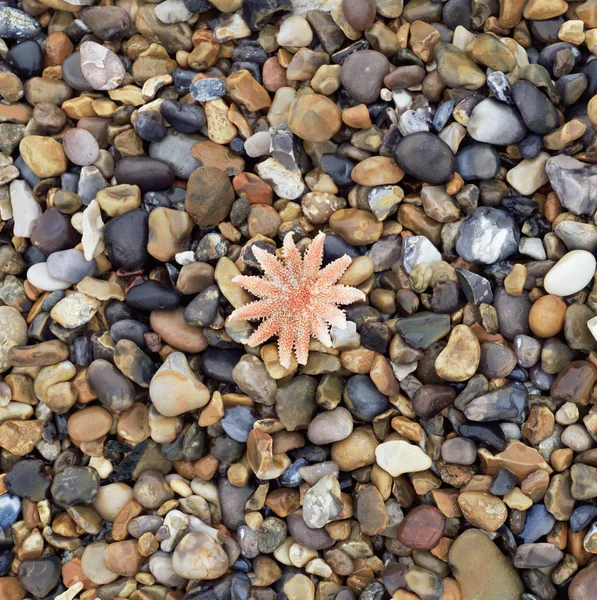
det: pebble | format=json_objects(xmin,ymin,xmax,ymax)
[
  {"xmin": 375, "ymin": 440, "xmax": 432, "ymax": 477},
  {"xmin": 149, "ymin": 351, "xmax": 210, "ymax": 416},
  {"xmin": 544, "ymin": 250, "xmax": 597, "ymax": 296},
  {"xmin": 307, "ymin": 407, "xmax": 353, "ymax": 444},
  {"xmin": 467, "ymin": 98, "xmax": 526, "ymax": 145},
  {"xmin": 80, "ymin": 41, "xmax": 125, "ymax": 91},
  {"xmin": 397, "ymin": 505, "xmax": 445, "ymax": 550},
  {"xmin": 18, "ymin": 556, "xmax": 61, "ymax": 598},
  {"xmin": 394, "ymin": 132, "xmax": 455, "ymax": 185},
  {"xmin": 449, "ymin": 529, "xmax": 524, "ymax": 600},
  {"xmin": 456, "ymin": 207, "xmax": 520, "ymax": 264},
  {"xmin": 62, "ymin": 128, "xmax": 100, "ymax": 166},
  {"xmin": 341, "ymin": 50, "xmax": 390, "ymax": 105}
]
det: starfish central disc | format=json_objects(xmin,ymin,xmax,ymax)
[{"xmin": 229, "ymin": 231, "xmax": 366, "ymax": 368}]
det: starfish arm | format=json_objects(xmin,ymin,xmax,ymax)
[
  {"xmin": 277, "ymin": 321, "xmax": 295, "ymax": 369},
  {"xmin": 313, "ymin": 255, "xmax": 352, "ymax": 291},
  {"xmin": 253, "ymin": 246, "xmax": 290, "ymax": 285},
  {"xmin": 294, "ymin": 321, "xmax": 311, "ymax": 365},
  {"xmin": 303, "ymin": 231, "xmax": 326, "ymax": 281},
  {"xmin": 247, "ymin": 317, "xmax": 281, "ymax": 346},
  {"xmin": 230, "ymin": 299, "xmax": 278, "ymax": 321},
  {"xmin": 311, "ymin": 316, "xmax": 333, "ymax": 348},
  {"xmin": 232, "ymin": 275, "xmax": 283, "ymax": 298},
  {"xmin": 282, "ymin": 232, "xmax": 302, "ymax": 283},
  {"xmin": 316, "ymin": 303, "xmax": 349, "ymax": 328},
  {"xmin": 330, "ymin": 285, "xmax": 367, "ymax": 305}
]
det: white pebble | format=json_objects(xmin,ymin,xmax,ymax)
[
  {"xmin": 543, "ymin": 249, "xmax": 596, "ymax": 297},
  {"xmin": 506, "ymin": 152, "xmax": 550, "ymax": 195},
  {"xmin": 277, "ymin": 15, "xmax": 312, "ymax": 47},
  {"xmin": 27, "ymin": 262, "xmax": 70, "ymax": 291},
  {"xmin": 375, "ymin": 439, "xmax": 432, "ymax": 477},
  {"xmin": 81, "ymin": 199, "xmax": 105, "ymax": 261},
  {"xmin": 244, "ymin": 131, "xmax": 271, "ymax": 158},
  {"xmin": 10, "ymin": 179, "xmax": 41, "ymax": 238}
]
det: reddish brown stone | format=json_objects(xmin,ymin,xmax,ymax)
[
  {"xmin": 232, "ymin": 172, "xmax": 273, "ymax": 205},
  {"xmin": 412, "ymin": 384, "xmax": 456, "ymax": 419},
  {"xmin": 551, "ymin": 361, "xmax": 597, "ymax": 405},
  {"xmin": 570, "ymin": 560, "xmax": 597, "ymax": 600},
  {"xmin": 396, "ymin": 505, "xmax": 445, "ymax": 550}
]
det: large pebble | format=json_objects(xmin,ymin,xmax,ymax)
[
  {"xmin": 149, "ymin": 351, "xmax": 210, "ymax": 416},
  {"xmin": 394, "ymin": 132, "xmax": 455, "ymax": 185},
  {"xmin": 543, "ymin": 250, "xmax": 596, "ymax": 296},
  {"xmin": 80, "ymin": 41, "xmax": 125, "ymax": 91},
  {"xmin": 375, "ymin": 440, "xmax": 432, "ymax": 477},
  {"xmin": 449, "ymin": 529, "xmax": 524, "ymax": 600}
]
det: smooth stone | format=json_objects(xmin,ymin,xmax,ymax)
[
  {"xmin": 220, "ymin": 406, "xmax": 258, "ymax": 442},
  {"xmin": 455, "ymin": 268, "xmax": 493, "ymax": 304},
  {"xmin": 172, "ymin": 532, "xmax": 228, "ymax": 580},
  {"xmin": 467, "ymin": 98, "xmax": 526, "ymax": 145},
  {"xmin": 47, "ymin": 249, "xmax": 96, "ymax": 284},
  {"xmin": 160, "ymin": 100, "xmax": 206, "ymax": 134},
  {"xmin": 10, "ymin": 180, "xmax": 41, "ymax": 238},
  {"xmin": 449, "ymin": 529, "xmax": 524, "ymax": 600},
  {"xmin": 88, "ymin": 359, "xmax": 135, "ymax": 412},
  {"xmin": 435, "ymin": 324, "xmax": 481, "ymax": 382},
  {"xmin": 185, "ymin": 166, "xmax": 235, "ymax": 226},
  {"xmin": 455, "ymin": 143, "xmax": 501, "ymax": 180},
  {"xmin": 570, "ymin": 562, "xmax": 597, "ymax": 600},
  {"xmin": 149, "ymin": 351, "xmax": 209, "ymax": 417},
  {"xmin": 464, "ymin": 382, "xmax": 528, "ymax": 422},
  {"xmin": 286, "ymin": 509, "xmax": 334, "ymax": 550},
  {"xmin": 412, "ymin": 384, "xmax": 456, "ymax": 418},
  {"xmin": 81, "ymin": 542, "xmax": 118, "ymax": 585},
  {"xmin": 402, "ymin": 235, "xmax": 442, "ymax": 274},
  {"xmin": 51, "ymin": 465, "xmax": 100, "ymax": 506},
  {"xmin": 276, "ymin": 376, "xmax": 317, "ymax": 431},
  {"xmin": 4, "ymin": 459, "xmax": 50, "ymax": 501},
  {"xmin": 397, "ymin": 505, "xmax": 445, "ymax": 550},
  {"xmin": 27, "ymin": 262, "xmax": 70, "ymax": 291},
  {"xmin": 394, "ymin": 132, "xmax": 455, "ymax": 185},
  {"xmin": 546, "ymin": 154, "xmax": 597, "ymax": 216},
  {"xmin": 375, "ymin": 440, "xmax": 432, "ymax": 477},
  {"xmin": 478, "ymin": 342, "xmax": 517, "ymax": 378},
  {"xmin": 493, "ymin": 286, "xmax": 532, "ymax": 340},
  {"xmin": 103, "ymin": 209, "xmax": 149, "ymax": 270},
  {"xmin": 395, "ymin": 312, "xmax": 451, "ymax": 349},
  {"xmin": 115, "ymin": 157, "xmax": 175, "ymax": 192},
  {"xmin": 63, "ymin": 128, "xmax": 100, "ymax": 166},
  {"xmin": 30, "ymin": 207, "xmax": 80, "ymax": 256},
  {"xmin": 554, "ymin": 221, "xmax": 597, "ymax": 252},
  {"xmin": 79, "ymin": 41, "xmax": 125, "ymax": 91},
  {"xmin": 0, "ymin": 494, "xmax": 21, "ymax": 528},
  {"xmin": 0, "ymin": 7, "xmax": 41, "ymax": 39},
  {"xmin": 308, "ymin": 407, "xmax": 353, "ymax": 444},
  {"xmin": 544, "ymin": 250, "xmax": 597, "ymax": 296},
  {"xmin": 456, "ymin": 207, "xmax": 519, "ymax": 264},
  {"xmin": 513, "ymin": 543, "xmax": 564, "ymax": 569},
  {"xmin": 343, "ymin": 374, "xmax": 389, "ymax": 422},
  {"xmin": 302, "ymin": 474, "xmax": 343, "ymax": 528},
  {"xmin": 18, "ymin": 556, "xmax": 61, "ymax": 598},
  {"xmin": 341, "ymin": 50, "xmax": 390, "ymax": 104},
  {"xmin": 149, "ymin": 129, "xmax": 201, "ymax": 179},
  {"xmin": 6, "ymin": 40, "xmax": 43, "ymax": 79},
  {"xmin": 512, "ymin": 81, "xmax": 559, "ymax": 135}
]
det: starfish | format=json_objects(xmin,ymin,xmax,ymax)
[{"xmin": 230, "ymin": 232, "xmax": 366, "ymax": 368}]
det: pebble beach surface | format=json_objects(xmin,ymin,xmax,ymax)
[{"xmin": 1, "ymin": 0, "xmax": 597, "ymax": 599}]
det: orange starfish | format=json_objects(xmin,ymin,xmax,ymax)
[{"xmin": 230, "ymin": 232, "xmax": 366, "ymax": 368}]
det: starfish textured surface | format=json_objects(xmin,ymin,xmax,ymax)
[{"xmin": 230, "ymin": 232, "xmax": 366, "ymax": 368}]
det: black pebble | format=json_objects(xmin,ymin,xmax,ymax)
[
  {"xmin": 134, "ymin": 110, "xmax": 167, "ymax": 142},
  {"xmin": 103, "ymin": 208, "xmax": 149, "ymax": 270},
  {"xmin": 160, "ymin": 99, "xmax": 206, "ymax": 134},
  {"xmin": 126, "ymin": 279, "xmax": 181, "ymax": 311},
  {"xmin": 7, "ymin": 40, "xmax": 43, "ymax": 78}
]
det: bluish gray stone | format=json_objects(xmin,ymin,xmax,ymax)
[
  {"xmin": 149, "ymin": 129, "xmax": 202, "ymax": 178},
  {"xmin": 47, "ymin": 249, "xmax": 97, "ymax": 284},
  {"xmin": 455, "ymin": 207, "xmax": 520, "ymax": 264}
]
